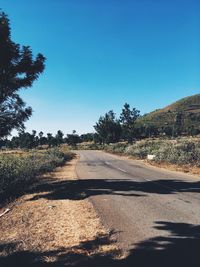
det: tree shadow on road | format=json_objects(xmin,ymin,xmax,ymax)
[
  {"xmin": 28, "ymin": 177, "xmax": 200, "ymax": 201},
  {"xmin": 0, "ymin": 221, "xmax": 199, "ymax": 267}
]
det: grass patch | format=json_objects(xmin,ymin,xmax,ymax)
[
  {"xmin": 0, "ymin": 148, "xmax": 75, "ymax": 203},
  {"xmin": 103, "ymin": 137, "xmax": 200, "ymax": 168}
]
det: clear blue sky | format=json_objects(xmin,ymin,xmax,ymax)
[{"xmin": 1, "ymin": 0, "xmax": 200, "ymax": 135}]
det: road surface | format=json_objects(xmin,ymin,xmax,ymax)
[{"xmin": 75, "ymin": 150, "xmax": 200, "ymax": 266}]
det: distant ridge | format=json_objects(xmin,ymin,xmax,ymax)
[{"xmin": 137, "ymin": 94, "xmax": 200, "ymax": 134}]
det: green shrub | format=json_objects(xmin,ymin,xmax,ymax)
[
  {"xmin": 0, "ymin": 148, "xmax": 75, "ymax": 201},
  {"xmin": 125, "ymin": 140, "xmax": 169, "ymax": 159},
  {"xmin": 102, "ymin": 137, "xmax": 200, "ymax": 166},
  {"xmin": 77, "ymin": 142, "xmax": 103, "ymax": 150},
  {"xmin": 104, "ymin": 142, "xmax": 128, "ymax": 154},
  {"xmin": 154, "ymin": 140, "xmax": 200, "ymax": 166}
]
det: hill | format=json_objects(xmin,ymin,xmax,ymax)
[{"xmin": 136, "ymin": 94, "xmax": 200, "ymax": 135}]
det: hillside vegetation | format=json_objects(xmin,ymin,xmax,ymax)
[{"xmin": 136, "ymin": 94, "xmax": 200, "ymax": 136}]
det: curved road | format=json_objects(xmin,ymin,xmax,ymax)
[{"xmin": 75, "ymin": 150, "xmax": 200, "ymax": 266}]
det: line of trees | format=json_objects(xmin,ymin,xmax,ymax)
[
  {"xmin": 94, "ymin": 103, "xmax": 140, "ymax": 144},
  {"xmin": 1, "ymin": 130, "xmax": 97, "ymax": 149},
  {"xmin": 1, "ymin": 102, "xmax": 198, "ymax": 149},
  {"xmin": 93, "ymin": 104, "xmax": 199, "ymax": 144}
]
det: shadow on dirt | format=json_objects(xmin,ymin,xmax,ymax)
[{"xmin": 0, "ymin": 221, "xmax": 199, "ymax": 267}]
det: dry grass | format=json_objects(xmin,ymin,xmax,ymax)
[
  {"xmin": 147, "ymin": 160, "xmax": 200, "ymax": 177},
  {"xmin": 0, "ymin": 157, "xmax": 119, "ymax": 265},
  {"xmin": 0, "ymin": 149, "xmax": 26, "ymax": 155}
]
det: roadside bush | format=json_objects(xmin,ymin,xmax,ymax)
[
  {"xmin": 0, "ymin": 148, "xmax": 75, "ymax": 202},
  {"xmin": 154, "ymin": 140, "xmax": 200, "ymax": 166},
  {"xmin": 102, "ymin": 137, "xmax": 200, "ymax": 167},
  {"xmin": 104, "ymin": 142, "xmax": 128, "ymax": 154},
  {"xmin": 77, "ymin": 142, "xmax": 103, "ymax": 150},
  {"xmin": 125, "ymin": 139, "xmax": 169, "ymax": 159}
]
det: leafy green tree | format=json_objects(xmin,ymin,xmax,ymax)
[
  {"xmin": 143, "ymin": 124, "xmax": 159, "ymax": 138},
  {"xmin": 187, "ymin": 126, "xmax": 199, "ymax": 136},
  {"xmin": 0, "ymin": 12, "xmax": 45, "ymax": 138},
  {"xmin": 39, "ymin": 131, "xmax": 44, "ymax": 139},
  {"xmin": 173, "ymin": 112, "xmax": 183, "ymax": 136},
  {"xmin": 93, "ymin": 133, "xmax": 101, "ymax": 144},
  {"xmin": 0, "ymin": 138, "xmax": 8, "ymax": 148},
  {"xmin": 66, "ymin": 130, "xmax": 80, "ymax": 147},
  {"xmin": 171, "ymin": 112, "xmax": 184, "ymax": 137},
  {"xmin": 8, "ymin": 135, "xmax": 18, "ymax": 148},
  {"xmin": 37, "ymin": 131, "xmax": 47, "ymax": 146},
  {"xmin": 46, "ymin": 133, "xmax": 58, "ymax": 147},
  {"xmin": 55, "ymin": 130, "xmax": 64, "ymax": 146},
  {"xmin": 12, "ymin": 130, "xmax": 38, "ymax": 149},
  {"xmin": 32, "ymin": 130, "xmax": 38, "ymax": 147},
  {"xmin": 47, "ymin": 133, "xmax": 54, "ymax": 147},
  {"xmin": 134, "ymin": 123, "xmax": 146, "ymax": 139},
  {"xmin": 163, "ymin": 125, "xmax": 173, "ymax": 137},
  {"xmin": 94, "ymin": 110, "xmax": 122, "ymax": 144},
  {"xmin": 120, "ymin": 103, "xmax": 140, "ymax": 143},
  {"xmin": 80, "ymin": 133, "xmax": 95, "ymax": 142}
]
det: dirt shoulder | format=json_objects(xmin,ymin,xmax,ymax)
[
  {"xmin": 0, "ymin": 156, "xmax": 119, "ymax": 266},
  {"xmin": 145, "ymin": 160, "xmax": 200, "ymax": 177}
]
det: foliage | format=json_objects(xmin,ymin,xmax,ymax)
[
  {"xmin": 103, "ymin": 137, "xmax": 200, "ymax": 167},
  {"xmin": 0, "ymin": 148, "xmax": 75, "ymax": 201},
  {"xmin": 80, "ymin": 133, "xmax": 95, "ymax": 142},
  {"xmin": 125, "ymin": 139, "xmax": 168, "ymax": 159},
  {"xmin": 154, "ymin": 140, "xmax": 200, "ymax": 166},
  {"xmin": 94, "ymin": 110, "xmax": 122, "ymax": 144},
  {"xmin": 5, "ymin": 130, "xmax": 65, "ymax": 149},
  {"xmin": 104, "ymin": 142, "xmax": 128, "ymax": 154},
  {"xmin": 136, "ymin": 94, "xmax": 200, "ymax": 137},
  {"xmin": 66, "ymin": 130, "xmax": 81, "ymax": 147},
  {"xmin": 77, "ymin": 142, "xmax": 103, "ymax": 150},
  {"xmin": 55, "ymin": 130, "xmax": 64, "ymax": 146},
  {"xmin": 120, "ymin": 103, "xmax": 140, "ymax": 143},
  {"xmin": 94, "ymin": 95, "xmax": 200, "ymax": 142},
  {"xmin": 0, "ymin": 12, "xmax": 45, "ymax": 138}
]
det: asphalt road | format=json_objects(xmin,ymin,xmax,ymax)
[{"xmin": 75, "ymin": 150, "xmax": 200, "ymax": 266}]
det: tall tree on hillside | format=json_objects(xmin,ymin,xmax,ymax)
[
  {"xmin": 173, "ymin": 112, "xmax": 183, "ymax": 137},
  {"xmin": 0, "ymin": 12, "xmax": 45, "ymax": 138},
  {"xmin": 120, "ymin": 103, "xmax": 140, "ymax": 143},
  {"xmin": 94, "ymin": 110, "xmax": 122, "ymax": 144}
]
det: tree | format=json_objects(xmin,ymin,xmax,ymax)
[
  {"xmin": 0, "ymin": 137, "xmax": 8, "ymax": 148},
  {"xmin": 39, "ymin": 131, "xmax": 44, "ymax": 139},
  {"xmin": 55, "ymin": 130, "xmax": 64, "ymax": 146},
  {"xmin": 7, "ymin": 136, "xmax": 20, "ymax": 149},
  {"xmin": 163, "ymin": 125, "xmax": 173, "ymax": 137},
  {"xmin": 94, "ymin": 110, "xmax": 122, "ymax": 144},
  {"xmin": 0, "ymin": 12, "xmax": 45, "ymax": 138},
  {"xmin": 144, "ymin": 124, "xmax": 159, "ymax": 138},
  {"xmin": 66, "ymin": 130, "xmax": 80, "ymax": 147},
  {"xmin": 38, "ymin": 131, "xmax": 47, "ymax": 146},
  {"xmin": 120, "ymin": 103, "xmax": 140, "ymax": 143},
  {"xmin": 11, "ymin": 130, "xmax": 38, "ymax": 149},
  {"xmin": 80, "ymin": 133, "xmax": 95, "ymax": 142},
  {"xmin": 171, "ymin": 112, "xmax": 183, "ymax": 137},
  {"xmin": 47, "ymin": 133, "xmax": 54, "ymax": 147}
]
